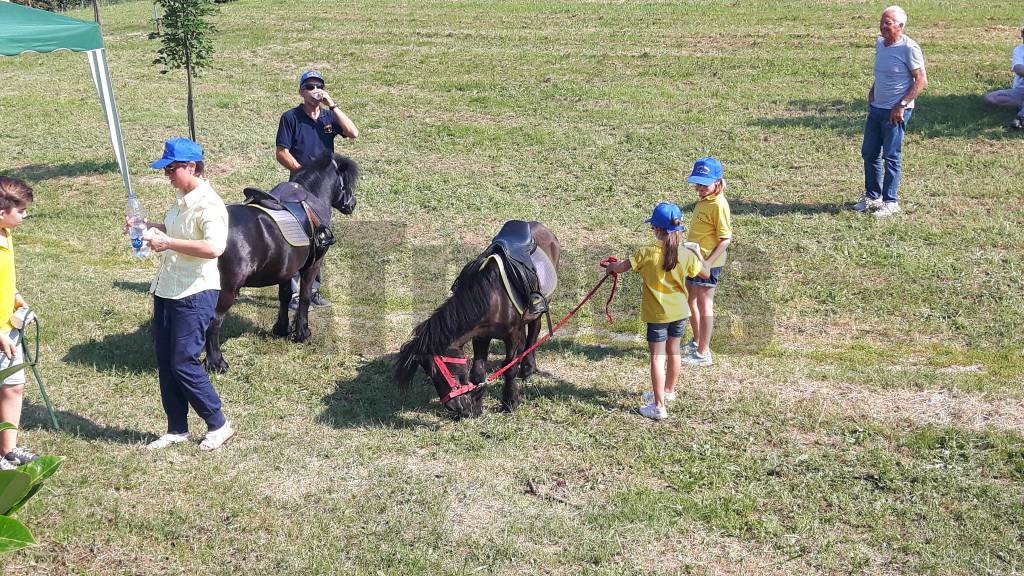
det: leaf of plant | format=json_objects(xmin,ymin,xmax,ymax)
[
  {"xmin": 0, "ymin": 515, "xmax": 34, "ymax": 553},
  {"xmin": 0, "ymin": 471, "xmax": 31, "ymax": 515},
  {"xmin": 0, "ymin": 423, "xmax": 15, "ymax": 432},
  {"xmin": 5, "ymin": 484, "xmax": 42, "ymax": 516},
  {"xmin": 18, "ymin": 456, "xmax": 64, "ymax": 485},
  {"xmin": 0, "ymin": 362, "xmax": 32, "ymax": 383}
]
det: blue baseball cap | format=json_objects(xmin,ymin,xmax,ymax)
[
  {"xmin": 299, "ymin": 70, "xmax": 325, "ymax": 87},
  {"xmin": 687, "ymin": 157, "xmax": 724, "ymax": 186},
  {"xmin": 150, "ymin": 137, "xmax": 204, "ymax": 169},
  {"xmin": 645, "ymin": 202, "xmax": 685, "ymax": 232}
]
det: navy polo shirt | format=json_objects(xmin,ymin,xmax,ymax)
[{"xmin": 275, "ymin": 105, "xmax": 343, "ymax": 167}]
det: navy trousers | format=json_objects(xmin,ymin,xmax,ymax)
[{"xmin": 153, "ymin": 290, "xmax": 226, "ymax": 434}]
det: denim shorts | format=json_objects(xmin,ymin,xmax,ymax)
[
  {"xmin": 646, "ymin": 319, "xmax": 686, "ymax": 343},
  {"xmin": 687, "ymin": 266, "xmax": 724, "ymax": 288}
]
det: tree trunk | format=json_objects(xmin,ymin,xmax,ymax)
[
  {"xmin": 92, "ymin": 0, "xmax": 100, "ymax": 24},
  {"xmin": 185, "ymin": 42, "xmax": 196, "ymax": 141}
]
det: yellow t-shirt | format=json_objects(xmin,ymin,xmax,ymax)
[
  {"xmin": 0, "ymin": 230, "xmax": 16, "ymax": 331},
  {"xmin": 687, "ymin": 191, "xmax": 732, "ymax": 268},
  {"xmin": 629, "ymin": 243, "xmax": 703, "ymax": 323}
]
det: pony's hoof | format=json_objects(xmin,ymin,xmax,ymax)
[
  {"xmin": 272, "ymin": 323, "xmax": 289, "ymax": 338},
  {"xmin": 519, "ymin": 362, "xmax": 536, "ymax": 380},
  {"xmin": 205, "ymin": 357, "xmax": 229, "ymax": 374},
  {"xmin": 292, "ymin": 327, "xmax": 312, "ymax": 342}
]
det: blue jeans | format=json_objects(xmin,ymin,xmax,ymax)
[
  {"xmin": 153, "ymin": 290, "xmax": 226, "ymax": 434},
  {"xmin": 861, "ymin": 105, "xmax": 913, "ymax": 204}
]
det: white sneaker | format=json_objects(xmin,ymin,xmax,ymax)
[
  {"xmin": 199, "ymin": 422, "xmax": 235, "ymax": 451},
  {"xmin": 873, "ymin": 202, "xmax": 900, "ymax": 217},
  {"xmin": 147, "ymin": 432, "xmax": 190, "ymax": 450},
  {"xmin": 682, "ymin": 350, "xmax": 713, "ymax": 367},
  {"xmin": 0, "ymin": 457, "xmax": 16, "ymax": 470},
  {"xmin": 853, "ymin": 197, "xmax": 883, "ymax": 212},
  {"xmin": 639, "ymin": 402, "xmax": 668, "ymax": 421},
  {"xmin": 682, "ymin": 339, "xmax": 697, "ymax": 354},
  {"xmin": 642, "ymin": 390, "xmax": 677, "ymax": 404}
]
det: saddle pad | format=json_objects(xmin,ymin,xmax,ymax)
[
  {"xmin": 244, "ymin": 204, "xmax": 310, "ymax": 247},
  {"xmin": 531, "ymin": 248, "xmax": 557, "ymax": 299}
]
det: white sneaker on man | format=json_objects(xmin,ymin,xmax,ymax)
[
  {"xmin": 199, "ymin": 422, "xmax": 235, "ymax": 451},
  {"xmin": 873, "ymin": 202, "xmax": 901, "ymax": 217},
  {"xmin": 682, "ymin": 350, "xmax": 713, "ymax": 367},
  {"xmin": 853, "ymin": 197, "xmax": 883, "ymax": 212},
  {"xmin": 147, "ymin": 432, "xmax": 189, "ymax": 450},
  {"xmin": 642, "ymin": 390, "xmax": 677, "ymax": 404},
  {"xmin": 639, "ymin": 402, "xmax": 668, "ymax": 421}
]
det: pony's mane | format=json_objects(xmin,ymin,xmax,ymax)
[
  {"xmin": 290, "ymin": 153, "xmax": 335, "ymax": 191},
  {"xmin": 394, "ymin": 255, "xmax": 498, "ymax": 385}
]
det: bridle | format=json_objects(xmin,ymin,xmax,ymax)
[{"xmin": 432, "ymin": 355, "xmax": 477, "ymax": 403}]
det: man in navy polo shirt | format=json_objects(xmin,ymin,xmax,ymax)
[{"xmin": 276, "ymin": 70, "xmax": 359, "ymax": 308}]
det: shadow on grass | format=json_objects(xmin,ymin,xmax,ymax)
[
  {"xmin": 62, "ymin": 315, "xmax": 261, "ymax": 374},
  {"xmin": 318, "ymin": 344, "xmax": 624, "ymax": 429},
  {"xmin": 22, "ymin": 402, "xmax": 147, "ymax": 445},
  {"xmin": 112, "ymin": 280, "xmax": 150, "ymax": 294},
  {"xmin": 754, "ymin": 95, "xmax": 1020, "ymax": 140},
  {"xmin": 12, "ymin": 160, "xmax": 121, "ymax": 182}
]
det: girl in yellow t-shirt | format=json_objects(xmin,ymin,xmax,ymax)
[
  {"xmin": 684, "ymin": 157, "xmax": 732, "ymax": 367},
  {"xmin": 603, "ymin": 202, "xmax": 708, "ymax": 420}
]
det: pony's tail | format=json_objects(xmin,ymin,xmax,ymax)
[{"xmin": 394, "ymin": 339, "xmax": 420, "ymax": 391}]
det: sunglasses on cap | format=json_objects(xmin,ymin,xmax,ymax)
[{"xmin": 301, "ymin": 83, "xmax": 324, "ymax": 91}]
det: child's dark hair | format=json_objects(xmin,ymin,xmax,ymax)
[
  {"xmin": 655, "ymin": 221, "xmax": 684, "ymax": 271},
  {"xmin": 0, "ymin": 177, "xmax": 34, "ymax": 213}
]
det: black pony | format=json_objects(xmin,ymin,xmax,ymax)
[
  {"xmin": 203, "ymin": 153, "xmax": 358, "ymax": 373},
  {"xmin": 394, "ymin": 221, "xmax": 560, "ymax": 418}
]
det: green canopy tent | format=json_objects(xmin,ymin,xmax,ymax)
[{"xmin": 0, "ymin": 2, "xmax": 135, "ymax": 197}]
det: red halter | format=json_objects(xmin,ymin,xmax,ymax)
[{"xmin": 433, "ymin": 355, "xmax": 477, "ymax": 403}]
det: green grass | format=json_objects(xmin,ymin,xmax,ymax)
[{"xmin": 1, "ymin": 0, "xmax": 1023, "ymax": 574}]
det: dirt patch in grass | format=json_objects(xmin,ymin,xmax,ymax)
[{"xmin": 706, "ymin": 366, "xmax": 1024, "ymax": 434}]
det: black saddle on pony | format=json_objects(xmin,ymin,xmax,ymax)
[
  {"xmin": 242, "ymin": 182, "xmax": 336, "ymax": 259},
  {"xmin": 478, "ymin": 220, "xmax": 549, "ymax": 319}
]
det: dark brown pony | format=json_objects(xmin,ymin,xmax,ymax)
[
  {"xmin": 394, "ymin": 221, "xmax": 560, "ymax": 418},
  {"xmin": 203, "ymin": 153, "xmax": 358, "ymax": 373}
]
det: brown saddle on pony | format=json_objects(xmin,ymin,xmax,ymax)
[{"xmin": 242, "ymin": 182, "xmax": 335, "ymax": 258}]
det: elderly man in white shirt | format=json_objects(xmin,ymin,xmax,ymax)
[{"xmin": 854, "ymin": 5, "xmax": 928, "ymax": 218}]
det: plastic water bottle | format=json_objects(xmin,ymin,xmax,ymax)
[{"xmin": 126, "ymin": 195, "xmax": 151, "ymax": 258}]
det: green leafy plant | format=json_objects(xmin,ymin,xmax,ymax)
[
  {"xmin": 149, "ymin": 0, "xmax": 220, "ymax": 141},
  {"xmin": 0, "ymin": 422, "xmax": 63, "ymax": 554}
]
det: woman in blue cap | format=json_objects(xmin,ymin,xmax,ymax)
[
  {"xmin": 603, "ymin": 202, "xmax": 708, "ymax": 420},
  {"xmin": 141, "ymin": 137, "xmax": 235, "ymax": 450},
  {"xmin": 683, "ymin": 157, "xmax": 733, "ymax": 368}
]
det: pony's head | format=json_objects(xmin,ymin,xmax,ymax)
[
  {"xmin": 292, "ymin": 153, "xmax": 359, "ymax": 215},
  {"xmin": 394, "ymin": 342, "xmax": 483, "ymax": 418}
]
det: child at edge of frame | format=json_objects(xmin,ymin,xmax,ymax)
[
  {"xmin": 0, "ymin": 176, "xmax": 39, "ymax": 469},
  {"xmin": 602, "ymin": 201, "xmax": 709, "ymax": 421}
]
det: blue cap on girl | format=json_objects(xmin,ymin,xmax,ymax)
[{"xmin": 645, "ymin": 202, "xmax": 685, "ymax": 232}]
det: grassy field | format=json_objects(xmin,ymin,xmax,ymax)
[{"xmin": 1, "ymin": 0, "xmax": 1023, "ymax": 574}]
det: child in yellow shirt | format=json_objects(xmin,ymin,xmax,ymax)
[
  {"xmin": 683, "ymin": 157, "xmax": 732, "ymax": 367},
  {"xmin": 604, "ymin": 202, "xmax": 708, "ymax": 420},
  {"xmin": 0, "ymin": 177, "xmax": 37, "ymax": 469}
]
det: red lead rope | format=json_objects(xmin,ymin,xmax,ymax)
[{"xmin": 487, "ymin": 256, "xmax": 620, "ymax": 382}]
